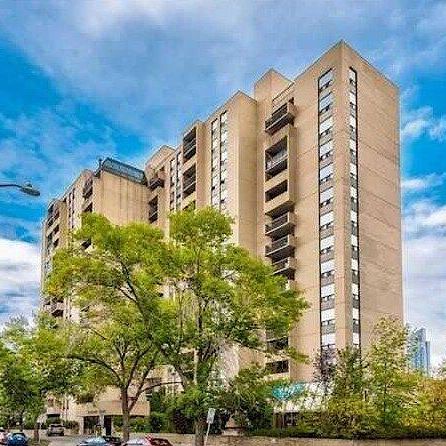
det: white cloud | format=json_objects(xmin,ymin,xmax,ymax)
[
  {"xmin": 0, "ymin": 237, "xmax": 40, "ymax": 326},
  {"xmin": 402, "ymin": 173, "xmax": 446, "ymax": 193},
  {"xmin": 0, "ymin": 0, "xmax": 444, "ymax": 142},
  {"xmin": 401, "ymin": 106, "xmax": 446, "ymax": 143},
  {"xmin": 404, "ymin": 198, "xmax": 446, "ymax": 366}
]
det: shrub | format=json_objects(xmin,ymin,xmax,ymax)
[{"xmin": 148, "ymin": 412, "xmax": 168, "ymax": 433}]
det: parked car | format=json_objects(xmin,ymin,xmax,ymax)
[
  {"xmin": 124, "ymin": 437, "xmax": 173, "ymax": 446},
  {"xmin": 102, "ymin": 436, "xmax": 122, "ymax": 446},
  {"xmin": 77, "ymin": 438, "xmax": 112, "ymax": 446},
  {"xmin": 47, "ymin": 424, "xmax": 65, "ymax": 436},
  {"xmin": 6, "ymin": 433, "xmax": 28, "ymax": 446},
  {"xmin": 0, "ymin": 429, "xmax": 8, "ymax": 445}
]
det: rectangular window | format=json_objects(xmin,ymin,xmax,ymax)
[
  {"xmin": 319, "ymin": 140, "xmax": 333, "ymax": 158},
  {"xmin": 318, "ymin": 69, "xmax": 333, "ymax": 89},
  {"xmin": 351, "ymin": 234, "xmax": 358, "ymax": 247},
  {"xmin": 320, "ymin": 187, "xmax": 334, "ymax": 204},
  {"xmin": 321, "ymin": 308, "xmax": 335, "ymax": 322},
  {"xmin": 353, "ymin": 332, "xmax": 360, "ymax": 345},
  {"xmin": 352, "ymin": 258, "xmax": 359, "ymax": 271},
  {"xmin": 349, "ymin": 91, "xmax": 356, "ymax": 105},
  {"xmin": 349, "ymin": 139, "xmax": 356, "ymax": 152},
  {"xmin": 350, "ymin": 115, "xmax": 356, "ymax": 128},
  {"xmin": 319, "ymin": 92, "xmax": 333, "ymax": 111},
  {"xmin": 321, "ymin": 283, "xmax": 335, "ymax": 298},
  {"xmin": 320, "ymin": 235, "xmax": 334, "ymax": 251},
  {"xmin": 350, "ymin": 162, "xmax": 357, "ymax": 177},
  {"xmin": 321, "ymin": 259, "xmax": 335, "ymax": 274},
  {"xmin": 351, "ymin": 186, "xmax": 357, "ymax": 198},
  {"xmin": 319, "ymin": 116, "xmax": 333, "ymax": 135},
  {"xmin": 319, "ymin": 163, "xmax": 333, "ymax": 182},
  {"xmin": 353, "ymin": 308, "xmax": 359, "ymax": 320},
  {"xmin": 321, "ymin": 333, "xmax": 335, "ymax": 345},
  {"xmin": 320, "ymin": 211, "xmax": 334, "ymax": 228}
]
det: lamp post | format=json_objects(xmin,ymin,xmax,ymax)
[{"xmin": 0, "ymin": 182, "xmax": 40, "ymax": 196}]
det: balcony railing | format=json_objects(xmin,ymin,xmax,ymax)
[
  {"xmin": 149, "ymin": 174, "xmax": 165, "ymax": 190},
  {"xmin": 265, "ymin": 212, "xmax": 295, "ymax": 237},
  {"xmin": 265, "ymin": 150, "xmax": 287, "ymax": 177},
  {"xmin": 265, "ymin": 102, "xmax": 295, "ymax": 135},
  {"xmin": 183, "ymin": 139, "xmax": 197, "ymax": 160},
  {"xmin": 82, "ymin": 178, "xmax": 93, "ymax": 198},
  {"xmin": 271, "ymin": 257, "xmax": 296, "ymax": 278},
  {"xmin": 265, "ymin": 234, "xmax": 295, "ymax": 258},
  {"xmin": 149, "ymin": 208, "xmax": 158, "ymax": 222}
]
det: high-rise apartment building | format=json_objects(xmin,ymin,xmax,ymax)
[
  {"xmin": 410, "ymin": 328, "xmax": 431, "ymax": 375},
  {"xmin": 41, "ymin": 158, "xmax": 150, "ymax": 432},
  {"xmin": 41, "ymin": 41, "xmax": 403, "ymax": 427}
]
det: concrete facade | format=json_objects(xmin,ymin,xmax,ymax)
[{"xmin": 41, "ymin": 41, "xmax": 403, "ymax": 421}]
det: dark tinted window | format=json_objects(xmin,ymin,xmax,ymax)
[{"xmin": 151, "ymin": 439, "xmax": 173, "ymax": 446}]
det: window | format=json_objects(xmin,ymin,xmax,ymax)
[
  {"xmin": 320, "ymin": 211, "xmax": 334, "ymax": 228},
  {"xmin": 321, "ymin": 308, "xmax": 335, "ymax": 321},
  {"xmin": 321, "ymin": 283, "xmax": 335, "ymax": 298},
  {"xmin": 352, "ymin": 283, "xmax": 359, "ymax": 295},
  {"xmin": 318, "ymin": 69, "xmax": 333, "ymax": 90},
  {"xmin": 353, "ymin": 308, "xmax": 359, "ymax": 320},
  {"xmin": 266, "ymin": 360, "xmax": 289, "ymax": 374},
  {"xmin": 352, "ymin": 258, "xmax": 359, "ymax": 271},
  {"xmin": 320, "ymin": 235, "xmax": 334, "ymax": 252},
  {"xmin": 349, "ymin": 91, "xmax": 356, "ymax": 105},
  {"xmin": 320, "ymin": 187, "xmax": 334, "ymax": 204},
  {"xmin": 322, "ymin": 333, "xmax": 335, "ymax": 345},
  {"xmin": 350, "ymin": 115, "xmax": 356, "ymax": 128},
  {"xmin": 319, "ymin": 116, "xmax": 333, "ymax": 135},
  {"xmin": 319, "ymin": 92, "xmax": 333, "ymax": 112},
  {"xmin": 321, "ymin": 259, "xmax": 335, "ymax": 274},
  {"xmin": 351, "ymin": 234, "xmax": 358, "ymax": 247},
  {"xmin": 319, "ymin": 163, "xmax": 333, "ymax": 182},
  {"xmin": 319, "ymin": 140, "xmax": 333, "ymax": 159}
]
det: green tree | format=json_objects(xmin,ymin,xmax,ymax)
[
  {"xmin": 53, "ymin": 301, "xmax": 160, "ymax": 442},
  {"xmin": 46, "ymin": 209, "xmax": 308, "ymax": 446},
  {"xmin": 326, "ymin": 347, "xmax": 368, "ymax": 436},
  {"xmin": 0, "ymin": 317, "xmax": 78, "ymax": 440},
  {"xmin": 368, "ymin": 317, "xmax": 415, "ymax": 429},
  {"xmin": 217, "ymin": 366, "xmax": 279, "ymax": 431}
]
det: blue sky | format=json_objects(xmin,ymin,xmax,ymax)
[{"xmin": 0, "ymin": 0, "xmax": 445, "ymax": 365}]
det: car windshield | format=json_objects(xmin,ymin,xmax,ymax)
[{"xmin": 86, "ymin": 439, "xmax": 107, "ymax": 445}]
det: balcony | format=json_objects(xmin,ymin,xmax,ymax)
[
  {"xmin": 183, "ymin": 127, "xmax": 197, "ymax": 162},
  {"xmin": 50, "ymin": 302, "xmax": 64, "ymax": 317},
  {"xmin": 271, "ymin": 257, "xmax": 296, "ymax": 278},
  {"xmin": 148, "ymin": 197, "xmax": 158, "ymax": 223},
  {"xmin": 183, "ymin": 138, "xmax": 196, "ymax": 161},
  {"xmin": 265, "ymin": 212, "xmax": 295, "ymax": 238},
  {"xmin": 82, "ymin": 177, "xmax": 93, "ymax": 198},
  {"xmin": 265, "ymin": 234, "xmax": 295, "ymax": 259},
  {"xmin": 149, "ymin": 172, "xmax": 165, "ymax": 190},
  {"xmin": 265, "ymin": 136, "xmax": 288, "ymax": 179},
  {"xmin": 265, "ymin": 101, "xmax": 296, "ymax": 135},
  {"xmin": 265, "ymin": 150, "xmax": 287, "ymax": 177},
  {"xmin": 182, "ymin": 172, "xmax": 196, "ymax": 198}
]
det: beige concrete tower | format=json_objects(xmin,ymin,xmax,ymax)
[
  {"xmin": 42, "ymin": 41, "xmax": 403, "ymax": 414},
  {"xmin": 41, "ymin": 158, "xmax": 150, "ymax": 432}
]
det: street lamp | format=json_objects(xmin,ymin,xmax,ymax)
[{"xmin": 0, "ymin": 182, "xmax": 40, "ymax": 197}]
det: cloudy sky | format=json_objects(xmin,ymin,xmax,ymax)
[{"xmin": 0, "ymin": 0, "xmax": 445, "ymax": 365}]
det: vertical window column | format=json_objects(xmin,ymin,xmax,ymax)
[
  {"xmin": 210, "ymin": 111, "xmax": 228, "ymax": 211},
  {"xmin": 349, "ymin": 67, "xmax": 360, "ymax": 347},
  {"xmin": 318, "ymin": 68, "xmax": 335, "ymax": 355}
]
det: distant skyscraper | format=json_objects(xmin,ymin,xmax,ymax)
[{"xmin": 411, "ymin": 328, "xmax": 431, "ymax": 375}]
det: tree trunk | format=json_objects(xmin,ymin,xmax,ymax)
[
  {"xmin": 33, "ymin": 422, "xmax": 40, "ymax": 442},
  {"xmin": 194, "ymin": 416, "xmax": 206, "ymax": 446},
  {"xmin": 121, "ymin": 390, "xmax": 131, "ymax": 443}
]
